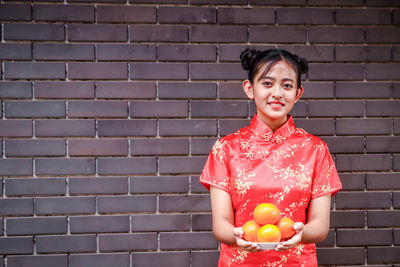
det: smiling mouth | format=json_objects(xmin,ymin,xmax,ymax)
[{"xmin": 268, "ymin": 102, "xmax": 284, "ymax": 107}]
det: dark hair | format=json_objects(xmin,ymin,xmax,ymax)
[{"xmin": 240, "ymin": 48, "xmax": 308, "ymax": 88}]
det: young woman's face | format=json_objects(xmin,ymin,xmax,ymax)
[{"xmin": 243, "ymin": 60, "xmax": 303, "ymax": 130}]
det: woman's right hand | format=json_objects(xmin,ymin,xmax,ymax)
[{"xmin": 233, "ymin": 227, "xmax": 260, "ymax": 252}]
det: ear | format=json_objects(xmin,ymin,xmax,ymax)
[
  {"xmin": 242, "ymin": 80, "xmax": 254, "ymax": 100},
  {"xmin": 294, "ymin": 85, "xmax": 304, "ymax": 103}
]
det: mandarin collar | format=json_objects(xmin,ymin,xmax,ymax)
[{"xmin": 249, "ymin": 113, "xmax": 296, "ymax": 142}]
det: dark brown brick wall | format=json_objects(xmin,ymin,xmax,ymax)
[{"xmin": 0, "ymin": 1, "xmax": 399, "ymax": 266}]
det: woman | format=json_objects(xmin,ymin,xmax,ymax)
[{"xmin": 199, "ymin": 48, "xmax": 342, "ymax": 266}]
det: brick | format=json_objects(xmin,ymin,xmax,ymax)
[
  {"xmin": 97, "ymin": 6, "xmax": 155, "ymax": 23},
  {"xmin": 131, "ymin": 0, "xmax": 186, "ymax": 2},
  {"xmin": 97, "ymin": 44, "xmax": 156, "ymax": 61},
  {"xmin": 131, "ymin": 139, "xmax": 189, "ymax": 156},
  {"xmin": 316, "ymin": 229, "xmax": 335, "ymax": 247},
  {"xmin": 395, "ymin": 10, "xmax": 400, "ymax": 25},
  {"xmin": 191, "ymin": 137, "xmax": 217, "ymax": 155},
  {"xmin": 337, "ymin": 173, "xmax": 365, "ymax": 190},
  {"xmin": 367, "ymin": 173, "xmax": 400, "ymax": 190},
  {"xmin": 0, "ymin": 82, "xmax": 31, "ymax": 98},
  {"xmin": 366, "ymin": 27, "xmax": 400, "ymax": 43},
  {"xmin": 159, "ymin": 7, "xmax": 216, "ymax": 24},
  {"xmin": 33, "ymin": 4, "xmax": 94, "ymax": 21},
  {"xmin": 336, "ymin": 192, "xmax": 391, "ymax": 209},
  {"xmin": 395, "ymin": 119, "xmax": 400, "ymax": 134},
  {"xmin": 219, "ymin": 7, "xmax": 274, "ymax": 24},
  {"xmin": 336, "ymin": 9, "xmax": 391, "ymax": 24},
  {"xmin": 322, "ymin": 136, "xmax": 364, "ymax": 154},
  {"xmin": 277, "ymin": 8, "xmax": 333, "ymax": 24},
  {"xmin": 130, "ymin": 63, "xmax": 188, "ymax": 80},
  {"xmin": 69, "ymin": 177, "xmax": 128, "ymax": 195},
  {"xmin": 336, "ymin": 46, "xmax": 391, "ymax": 62},
  {"xmin": 130, "ymin": 176, "xmax": 189, "ymax": 193},
  {"xmin": 70, "ymin": 254, "xmax": 129, "ymax": 267},
  {"xmin": 368, "ymin": 211, "xmax": 400, "ymax": 227},
  {"xmin": 395, "ymin": 229, "xmax": 400, "ymax": 245},
  {"xmin": 337, "ymin": 154, "xmax": 392, "ymax": 171},
  {"xmin": 34, "ymin": 43, "xmax": 94, "ymax": 61},
  {"xmin": 131, "ymin": 214, "xmax": 190, "ymax": 231},
  {"xmin": 159, "ymin": 156, "xmax": 207, "ymax": 174},
  {"xmin": 0, "ymin": 4, "xmax": 31, "ymax": 20},
  {"xmin": 0, "ymin": 237, "xmax": 33, "ymax": 255},
  {"xmin": 159, "ymin": 195, "xmax": 210, "ymax": 212},
  {"xmin": 69, "ymin": 0, "xmax": 124, "ymax": 2},
  {"xmin": 99, "ymin": 233, "xmax": 157, "ymax": 252},
  {"xmin": 219, "ymin": 82, "xmax": 246, "ymax": 99},
  {"xmin": 36, "ymin": 235, "xmax": 96, "ymax": 253},
  {"xmin": 35, "ymin": 158, "xmax": 95, "ymax": 175},
  {"xmin": 132, "ymin": 252, "xmax": 190, "ymax": 267},
  {"xmin": 191, "ymin": 100, "xmax": 248, "ymax": 117},
  {"xmin": 366, "ymin": 0, "xmax": 400, "ymax": 6},
  {"xmin": 0, "ymin": 120, "xmax": 32, "ymax": 137},
  {"xmin": 394, "ymin": 192, "xmax": 400, "ymax": 208},
  {"xmin": 0, "ymin": 198, "xmax": 33, "ymax": 216},
  {"xmin": 310, "ymin": 26, "xmax": 364, "ymax": 44},
  {"xmin": 6, "ymin": 217, "xmax": 67, "ymax": 235},
  {"xmin": 5, "ymin": 139, "xmax": 65, "ymax": 157},
  {"xmin": 0, "ymin": 43, "xmax": 31, "ymax": 60},
  {"xmin": 158, "ymin": 44, "xmax": 216, "ymax": 61},
  {"xmin": 5, "ymin": 62, "xmax": 65, "ymax": 79},
  {"xmin": 158, "ymin": 82, "xmax": 216, "ymax": 99},
  {"xmin": 0, "ymin": 219, "xmax": 2, "ymax": 235},
  {"xmin": 395, "ymin": 154, "xmax": 400, "ymax": 171},
  {"xmin": 69, "ymin": 139, "xmax": 128, "ymax": 156},
  {"xmin": 70, "ymin": 215, "xmax": 129, "ymax": 233},
  {"xmin": 335, "ymin": 82, "xmax": 392, "ymax": 98},
  {"xmin": 336, "ymin": 118, "xmax": 391, "ymax": 135},
  {"xmin": 4, "ymin": 23, "xmax": 64, "ymax": 41},
  {"xmin": 130, "ymin": 25, "xmax": 188, "ymax": 42},
  {"xmin": 292, "ymin": 101, "xmax": 306, "ymax": 118},
  {"xmin": 368, "ymin": 247, "xmax": 400, "ymax": 264},
  {"xmin": 5, "ymin": 178, "xmax": 66, "ymax": 196},
  {"xmin": 308, "ymin": 63, "xmax": 364, "ymax": 80},
  {"xmin": 317, "ymin": 248, "xmax": 365, "ymax": 265},
  {"xmin": 96, "ymin": 82, "xmax": 156, "ymax": 99},
  {"xmin": 191, "ymin": 63, "xmax": 246, "ymax": 80},
  {"xmin": 308, "ymin": 100, "xmax": 364, "ymax": 117},
  {"xmin": 130, "ymin": 100, "xmax": 188, "ymax": 118},
  {"xmin": 160, "ymin": 232, "xmax": 217, "ymax": 250},
  {"xmin": 218, "ymin": 45, "xmax": 267, "ymax": 62},
  {"xmin": 293, "ymin": 118, "xmax": 335, "ymax": 135},
  {"xmin": 7, "ymin": 255, "xmax": 67, "ymax": 267},
  {"xmin": 192, "ymin": 251, "xmax": 219, "ymax": 267},
  {"xmin": 98, "ymin": 119, "xmax": 156, "ymax": 137},
  {"xmin": 298, "ymin": 82, "xmax": 334, "ymax": 99},
  {"xmin": 35, "ymin": 119, "xmax": 95, "ymax": 137},
  {"xmin": 249, "ymin": 26, "xmax": 306, "ymax": 43},
  {"xmin": 35, "ymin": 197, "xmax": 95, "ymax": 215},
  {"xmin": 367, "ymin": 100, "xmax": 400, "ymax": 116},
  {"xmin": 191, "ymin": 25, "xmax": 247, "ymax": 43},
  {"xmin": 98, "ymin": 157, "xmax": 156, "ymax": 175},
  {"xmin": 338, "ymin": 229, "xmax": 392, "ymax": 246},
  {"xmin": 68, "ymin": 100, "xmax": 127, "ymax": 118},
  {"xmin": 192, "ymin": 0, "xmax": 246, "ymax": 4},
  {"xmin": 35, "ymin": 81, "xmax": 94, "ymax": 99},
  {"xmin": 98, "ymin": 196, "xmax": 156, "ymax": 213},
  {"xmin": 0, "ymin": 159, "xmax": 32, "ymax": 176},
  {"xmin": 366, "ymin": 136, "xmax": 400, "ymax": 153},
  {"xmin": 5, "ymin": 101, "xmax": 65, "ymax": 118},
  {"xmin": 278, "ymin": 45, "xmax": 334, "ymax": 62},
  {"xmin": 68, "ymin": 24, "xmax": 127, "ymax": 41},
  {"xmin": 69, "ymin": 63, "xmax": 128, "ymax": 80},
  {"xmin": 159, "ymin": 119, "xmax": 217, "ymax": 136},
  {"xmin": 220, "ymin": 119, "xmax": 252, "ymax": 136},
  {"xmin": 330, "ymin": 211, "xmax": 365, "ymax": 228},
  {"xmin": 192, "ymin": 213, "xmax": 212, "ymax": 231},
  {"xmin": 367, "ymin": 64, "xmax": 400, "ymax": 80},
  {"xmin": 395, "ymin": 83, "xmax": 400, "ymax": 98},
  {"xmin": 194, "ymin": 173, "xmax": 217, "ymax": 191},
  {"xmin": 308, "ymin": 0, "xmax": 362, "ymax": 5}
]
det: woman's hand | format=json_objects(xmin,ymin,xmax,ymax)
[
  {"xmin": 275, "ymin": 222, "xmax": 304, "ymax": 251},
  {"xmin": 233, "ymin": 227, "xmax": 260, "ymax": 253}
]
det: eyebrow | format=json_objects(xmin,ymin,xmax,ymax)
[{"xmin": 261, "ymin": 76, "xmax": 295, "ymax": 82}]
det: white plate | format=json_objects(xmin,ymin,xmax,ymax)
[{"xmin": 257, "ymin": 242, "xmax": 279, "ymax": 250}]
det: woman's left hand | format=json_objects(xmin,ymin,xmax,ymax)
[{"xmin": 275, "ymin": 222, "xmax": 304, "ymax": 251}]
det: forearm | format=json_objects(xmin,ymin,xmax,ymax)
[
  {"xmin": 301, "ymin": 218, "xmax": 330, "ymax": 244},
  {"xmin": 212, "ymin": 218, "xmax": 237, "ymax": 246}
]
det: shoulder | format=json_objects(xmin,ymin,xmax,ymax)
[
  {"xmin": 211, "ymin": 123, "xmax": 250, "ymax": 151},
  {"xmin": 295, "ymin": 127, "xmax": 329, "ymax": 150}
]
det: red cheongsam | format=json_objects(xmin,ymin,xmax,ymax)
[{"xmin": 200, "ymin": 113, "xmax": 342, "ymax": 267}]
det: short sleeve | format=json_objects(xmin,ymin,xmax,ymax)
[
  {"xmin": 311, "ymin": 142, "xmax": 342, "ymax": 199},
  {"xmin": 199, "ymin": 139, "xmax": 231, "ymax": 193}
]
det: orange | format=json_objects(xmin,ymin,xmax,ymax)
[
  {"xmin": 276, "ymin": 217, "xmax": 296, "ymax": 240},
  {"xmin": 253, "ymin": 203, "xmax": 280, "ymax": 225},
  {"xmin": 257, "ymin": 224, "xmax": 281, "ymax": 243},
  {"xmin": 242, "ymin": 220, "xmax": 261, "ymax": 242}
]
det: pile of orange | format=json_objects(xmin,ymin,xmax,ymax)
[{"xmin": 242, "ymin": 203, "xmax": 296, "ymax": 243}]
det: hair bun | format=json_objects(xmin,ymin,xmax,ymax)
[
  {"xmin": 297, "ymin": 57, "xmax": 308, "ymax": 74},
  {"xmin": 240, "ymin": 48, "xmax": 258, "ymax": 71}
]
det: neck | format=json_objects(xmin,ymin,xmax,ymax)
[{"xmin": 257, "ymin": 113, "xmax": 288, "ymax": 132}]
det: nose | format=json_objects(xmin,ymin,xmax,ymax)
[{"xmin": 271, "ymin": 84, "xmax": 283, "ymax": 99}]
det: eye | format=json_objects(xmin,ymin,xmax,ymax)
[
  {"xmin": 283, "ymin": 83, "xmax": 293, "ymax": 89},
  {"xmin": 263, "ymin": 81, "xmax": 272, "ymax": 87}
]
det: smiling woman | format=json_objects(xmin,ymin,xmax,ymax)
[{"xmin": 199, "ymin": 48, "xmax": 342, "ymax": 267}]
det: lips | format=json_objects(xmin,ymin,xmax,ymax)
[{"xmin": 268, "ymin": 101, "xmax": 284, "ymax": 107}]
